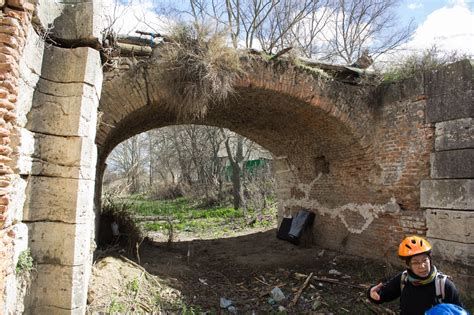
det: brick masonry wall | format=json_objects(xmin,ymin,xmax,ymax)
[
  {"xmin": 98, "ymin": 47, "xmax": 471, "ymax": 301},
  {"xmin": 99, "ymin": 60, "xmax": 435, "ymax": 266},
  {"xmin": 0, "ymin": 1, "xmax": 32, "ymax": 312}
]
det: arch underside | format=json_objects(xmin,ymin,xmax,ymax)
[{"xmin": 98, "ymin": 79, "xmax": 390, "ymax": 210}]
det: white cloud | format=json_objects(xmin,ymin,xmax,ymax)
[
  {"xmin": 101, "ymin": 0, "xmax": 171, "ymax": 36},
  {"xmin": 404, "ymin": 2, "xmax": 474, "ymax": 54},
  {"xmin": 407, "ymin": 3, "xmax": 423, "ymax": 10}
]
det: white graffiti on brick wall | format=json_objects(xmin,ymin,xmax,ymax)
[{"xmin": 282, "ymin": 173, "xmax": 400, "ymax": 234}]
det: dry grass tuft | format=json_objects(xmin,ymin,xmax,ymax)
[{"xmin": 154, "ymin": 23, "xmax": 243, "ymax": 121}]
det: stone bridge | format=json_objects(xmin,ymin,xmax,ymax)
[{"xmin": 0, "ymin": 1, "xmax": 472, "ymax": 313}]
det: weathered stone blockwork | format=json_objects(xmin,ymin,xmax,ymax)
[
  {"xmin": 2, "ymin": 0, "xmax": 102, "ymax": 313},
  {"xmin": 21, "ymin": 46, "xmax": 101, "ymax": 314},
  {"xmin": 422, "ymin": 60, "xmax": 474, "ymax": 298},
  {"xmin": 0, "ymin": 1, "xmax": 32, "ymax": 313}
]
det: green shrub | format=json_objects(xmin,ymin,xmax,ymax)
[
  {"xmin": 101, "ymin": 193, "xmax": 145, "ymax": 257},
  {"xmin": 16, "ymin": 249, "xmax": 34, "ymax": 274},
  {"xmin": 383, "ymin": 46, "xmax": 471, "ymax": 82}
]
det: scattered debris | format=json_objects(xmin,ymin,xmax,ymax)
[
  {"xmin": 291, "ymin": 272, "xmax": 313, "ymax": 306},
  {"xmin": 220, "ymin": 297, "xmax": 233, "ymax": 309},
  {"xmin": 270, "ymin": 287, "xmax": 286, "ymax": 302},
  {"xmin": 328, "ymin": 269, "xmax": 342, "ymax": 276},
  {"xmin": 269, "ymin": 47, "xmax": 293, "ymax": 60},
  {"xmin": 313, "ymin": 276, "xmax": 368, "ymax": 290},
  {"xmin": 228, "ymin": 305, "xmax": 237, "ymax": 313},
  {"xmin": 88, "ymin": 230, "xmax": 402, "ymax": 313},
  {"xmin": 312, "ymin": 296, "xmax": 322, "ymax": 310},
  {"xmin": 358, "ymin": 294, "xmax": 397, "ymax": 315},
  {"xmin": 255, "ymin": 276, "xmax": 270, "ymax": 286}
]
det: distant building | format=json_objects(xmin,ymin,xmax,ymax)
[{"xmin": 217, "ymin": 136, "xmax": 273, "ymax": 179}]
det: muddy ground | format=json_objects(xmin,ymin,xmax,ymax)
[{"xmin": 87, "ymin": 227, "xmax": 410, "ymax": 314}]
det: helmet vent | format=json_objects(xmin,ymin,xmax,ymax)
[
  {"xmin": 420, "ymin": 240, "xmax": 423, "ymax": 246},
  {"xmin": 405, "ymin": 244, "xmax": 412, "ymax": 250},
  {"xmin": 411, "ymin": 239, "xmax": 416, "ymax": 244}
]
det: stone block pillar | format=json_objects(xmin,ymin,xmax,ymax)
[
  {"xmin": 12, "ymin": 0, "xmax": 103, "ymax": 313},
  {"xmin": 421, "ymin": 60, "xmax": 474, "ymax": 299},
  {"xmin": 21, "ymin": 44, "xmax": 101, "ymax": 313}
]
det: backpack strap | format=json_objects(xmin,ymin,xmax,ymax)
[
  {"xmin": 400, "ymin": 270, "xmax": 447, "ymax": 304},
  {"xmin": 400, "ymin": 270, "xmax": 408, "ymax": 294},
  {"xmin": 435, "ymin": 272, "xmax": 447, "ymax": 304}
]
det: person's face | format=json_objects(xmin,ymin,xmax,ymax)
[{"xmin": 408, "ymin": 254, "xmax": 431, "ymax": 277}]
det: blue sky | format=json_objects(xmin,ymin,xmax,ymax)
[
  {"xmin": 396, "ymin": 0, "xmax": 474, "ymax": 53},
  {"xmin": 397, "ymin": 0, "xmax": 466, "ymax": 25}
]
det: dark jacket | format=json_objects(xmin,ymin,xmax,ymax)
[{"xmin": 368, "ymin": 272, "xmax": 462, "ymax": 315}]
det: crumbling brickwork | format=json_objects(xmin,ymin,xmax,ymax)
[{"xmin": 0, "ymin": 0, "xmax": 32, "ymax": 312}]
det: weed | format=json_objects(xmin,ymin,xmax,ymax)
[
  {"xmin": 129, "ymin": 197, "xmax": 277, "ymax": 238},
  {"xmin": 126, "ymin": 277, "xmax": 140, "ymax": 293},
  {"xmin": 108, "ymin": 297, "xmax": 125, "ymax": 313},
  {"xmin": 180, "ymin": 303, "xmax": 206, "ymax": 315},
  {"xmin": 382, "ymin": 45, "xmax": 471, "ymax": 82},
  {"xmin": 16, "ymin": 249, "xmax": 34, "ymax": 274}
]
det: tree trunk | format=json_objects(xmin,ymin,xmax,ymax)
[{"xmin": 224, "ymin": 134, "xmax": 246, "ymax": 210}]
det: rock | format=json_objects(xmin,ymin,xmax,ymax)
[
  {"xmin": 328, "ymin": 269, "xmax": 342, "ymax": 276},
  {"xmin": 228, "ymin": 306, "xmax": 237, "ymax": 313},
  {"xmin": 278, "ymin": 306, "xmax": 286, "ymax": 312},
  {"xmin": 270, "ymin": 287, "xmax": 286, "ymax": 302},
  {"xmin": 312, "ymin": 299, "xmax": 322, "ymax": 310},
  {"xmin": 220, "ymin": 297, "xmax": 233, "ymax": 309}
]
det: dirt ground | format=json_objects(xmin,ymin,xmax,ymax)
[{"xmin": 88, "ymin": 227, "xmax": 409, "ymax": 314}]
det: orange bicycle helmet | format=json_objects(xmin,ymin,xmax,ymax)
[{"xmin": 398, "ymin": 235, "xmax": 432, "ymax": 258}]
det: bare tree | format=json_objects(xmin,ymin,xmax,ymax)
[
  {"xmin": 254, "ymin": 0, "xmax": 323, "ymax": 54},
  {"xmin": 222, "ymin": 131, "xmax": 246, "ymax": 209},
  {"xmin": 287, "ymin": 2, "xmax": 335, "ymax": 59},
  {"xmin": 108, "ymin": 134, "xmax": 147, "ymax": 194},
  {"xmin": 184, "ymin": 0, "xmax": 413, "ymax": 62},
  {"xmin": 186, "ymin": 0, "xmax": 315, "ymax": 50},
  {"xmin": 323, "ymin": 0, "xmax": 414, "ymax": 63}
]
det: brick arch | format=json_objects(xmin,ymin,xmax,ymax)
[
  {"xmin": 98, "ymin": 59, "xmax": 375, "ymax": 166},
  {"xmin": 98, "ymin": 60, "xmax": 382, "ymax": 208},
  {"xmin": 97, "ymin": 57, "xmax": 435, "ymax": 264}
]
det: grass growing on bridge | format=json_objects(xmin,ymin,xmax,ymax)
[{"xmin": 155, "ymin": 23, "xmax": 244, "ymax": 120}]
